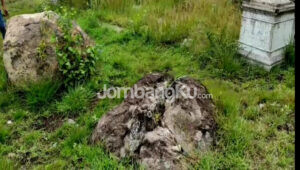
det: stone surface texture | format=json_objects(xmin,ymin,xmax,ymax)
[
  {"xmin": 3, "ymin": 11, "xmax": 91, "ymax": 87},
  {"xmin": 91, "ymin": 73, "xmax": 217, "ymax": 170},
  {"xmin": 239, "ymin": 0, "xmax": 295, "ymax": 70}
]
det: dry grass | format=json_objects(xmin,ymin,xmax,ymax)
[{"xmin": 92, "ymin": 0, "xmax": 241, "ymax": 51}]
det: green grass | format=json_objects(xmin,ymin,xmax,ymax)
[
  {"xmin": 91, "ymin": 0, "xmax": 241, "ymax": 47},
  {"xmin": 0, "ymin": 125, "xmax": 10, "ymax": 144},
  {"xmin": 23, "ymin": 80, "xmax": 62, "ymax": 111},
  {"xmin": 0, "ymin": 0, "xmax": 295, "ymax": 169},
  {"xmin": 6, "ymin": 0, "xmax": 45, "ymax": 16},
  {"xmin": 12, "ymin": 110, "xmax": 28, "ymax": 122},
  {"xmin": 0, "ymin": 61, "xmax": 7, "ymax": 91},
  {"xmin": 56, "ymin": 86, "xmax": 94, "ymax": 116},
  {"xmin": 284, "ymin": 42, "xmax": 295, "ymax": 67}
]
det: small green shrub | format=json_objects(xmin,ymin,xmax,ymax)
[
  {"xmin": 199, "ymin": 31, "xmax": 242, "ymax": 78},
  {"xmin": 56, "ymin": 86, "xmax": 94, "ymax": 116},
  {"xmin": 197, "ymin": 31, "xmax": 268, "ymax": 80},
  {"xmin": 24, "ymin": 80, "xmax": 61, "ymax": 110},
  {"xmin": 55, "ymin": 13, "xmax": 99, "ymax": 87},
  {"xmin": 284, "ymin": 42, "xmax": 295, "ymax": 67}
]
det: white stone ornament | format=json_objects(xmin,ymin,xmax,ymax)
[{"xmin": 239, "ymin": 0, "xmax": 295, "ymax": 70}]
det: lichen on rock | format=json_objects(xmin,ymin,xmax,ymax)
[
  {"xmin": 91, "ymin": 73, "xmax": 217, "ymax": 169},
  {"xmin": 3, "ymin": 11, "xmax": 91, "ymax": 88}
]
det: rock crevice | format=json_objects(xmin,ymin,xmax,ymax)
[{"xmin": 92, "ymin": 74, "xmax": 217, "ymax": 169}]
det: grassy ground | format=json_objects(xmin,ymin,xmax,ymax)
[{"xmin": 0, "ymin": 0, "xmax": 295, "ymax": 169}]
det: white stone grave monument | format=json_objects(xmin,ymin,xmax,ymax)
[{"xmin": 239, "ymin": 0, "xmax": 295, "ymax": 70}]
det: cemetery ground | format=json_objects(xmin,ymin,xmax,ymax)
[{"xmin": 0, "ymin": 0, "xmax": 295, "ymax": 169}]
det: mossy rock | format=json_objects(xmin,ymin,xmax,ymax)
[{"xmin": 3, "ymin": 11, "xmax": 91, "ymax": 89}]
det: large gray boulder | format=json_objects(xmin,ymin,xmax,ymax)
[
  {"xmin": 3, "ymin": 11, "xmax": 91, "ymax": 88},
  {"xmin": 91, "ymin": 73, "xmax": 217, "ymax": 169}
]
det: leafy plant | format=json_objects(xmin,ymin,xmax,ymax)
[{"xmin": 55, "ymin": 12, "xmax": 99, "ymax": 87}]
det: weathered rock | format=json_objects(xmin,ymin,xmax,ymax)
[
  {"xmin": 91, "ymin": 73, "xmax": 217, "ymax": 169},
  {"xmin": 3, "ymin": 11, "xmax": 91, "ymax": 88}
]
